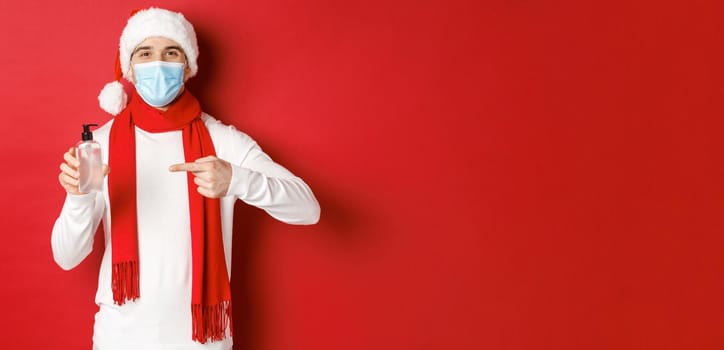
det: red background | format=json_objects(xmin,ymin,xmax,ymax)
[{"xmin": 1, "ymin": 0, "xmax": 723, "ymax": 349}]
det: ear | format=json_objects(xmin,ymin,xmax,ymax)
[
  {"xmin": 128, "ymin": 65, "xmax": 137, "ymax": 84},
  {"xmin": 183, "ymin": 64, "xmax": 192, "ymax": 83}
]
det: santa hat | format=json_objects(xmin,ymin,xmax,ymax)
[{"xmin": 98, "ymin": 7, "xmax": 199, "ymax": 115}]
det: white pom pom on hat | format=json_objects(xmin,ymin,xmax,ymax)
[
  {"xmin": 98, "ymin": 7, "xmax": 199, "ymax": 115},
  {"xmin": 98, "ymin": 81, "xmax": 128, "ymax": 116}
]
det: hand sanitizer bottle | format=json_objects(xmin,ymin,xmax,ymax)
[{"xmin": 77, "ymin": 124, "xmax": 103, "ymax": 193}]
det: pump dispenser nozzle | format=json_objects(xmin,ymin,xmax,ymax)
[{"xmin": 82, "ymin": 124, "xmax": 98, "ymax": 141}]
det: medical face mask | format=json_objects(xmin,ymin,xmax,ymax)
[{"xmin": 133, "ymin": 61, "xmax": 186, "ymax": 107}]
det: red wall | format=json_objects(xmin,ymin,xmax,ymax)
[{"xmin": 1, "ymin": 0, "xmax": 723, "ymax": 349}]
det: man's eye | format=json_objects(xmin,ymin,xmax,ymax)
[{"xmin": 166, "ymin": 51, "xmax": 179, "ymax": 56}]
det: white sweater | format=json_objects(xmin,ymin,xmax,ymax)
[{"xmin": 52, "ymin": 114, "xmax": 320, "ymax": 350}]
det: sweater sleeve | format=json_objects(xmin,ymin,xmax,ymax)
[
  {"xmin": 223, "ymin": 128, "xmax": 320, "ymax": 225},
  {"xmin": 51, "ymin": 192, "xmax": 105, "ymax": 270}
]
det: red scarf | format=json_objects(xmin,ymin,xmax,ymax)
[{"xmin": 108, "ymin": 90, "xmax": 232, "ymax": 343}]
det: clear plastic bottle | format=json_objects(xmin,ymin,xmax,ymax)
[{"xmin": 77, "ymin": 124, "xmax": 103, "ymax": 193}]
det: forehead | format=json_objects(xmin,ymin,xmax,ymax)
[{"xmin": 134, "ymin": 36, "xmax": 183, "ymax": 51}]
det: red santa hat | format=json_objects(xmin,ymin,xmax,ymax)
[{"xmin": 98, "ymin": 7, "xmax": 199, "ymax": 115}]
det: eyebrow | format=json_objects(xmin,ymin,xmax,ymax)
[{"xmin": 133, "ymin": 46, "xmax": 153, "ymax": 55}]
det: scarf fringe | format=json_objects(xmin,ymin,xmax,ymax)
[
  {"xmin": 112, "ymin": 261, "xmax": 140, "ymax": 305},
  {"xmin": 192, "ymin": 300, "xmax": 232, "ymax": 344}
]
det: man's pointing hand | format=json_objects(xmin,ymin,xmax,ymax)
[{"xmin": 169, "ymin": 155, "xmax": 232, "ymax": 198}]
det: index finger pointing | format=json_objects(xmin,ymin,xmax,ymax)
[{"xmin": 169, "ymin": 162, "xmax": 200, "ymax": 172}]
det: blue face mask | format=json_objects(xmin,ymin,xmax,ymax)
[{"xmin": 133, "ymin": 61, "xmax": 186, "ymax": 107}]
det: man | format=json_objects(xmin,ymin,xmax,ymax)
[{"xmin": 52, "ymin": 7, "xmax": 320, "ymax": 350}]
